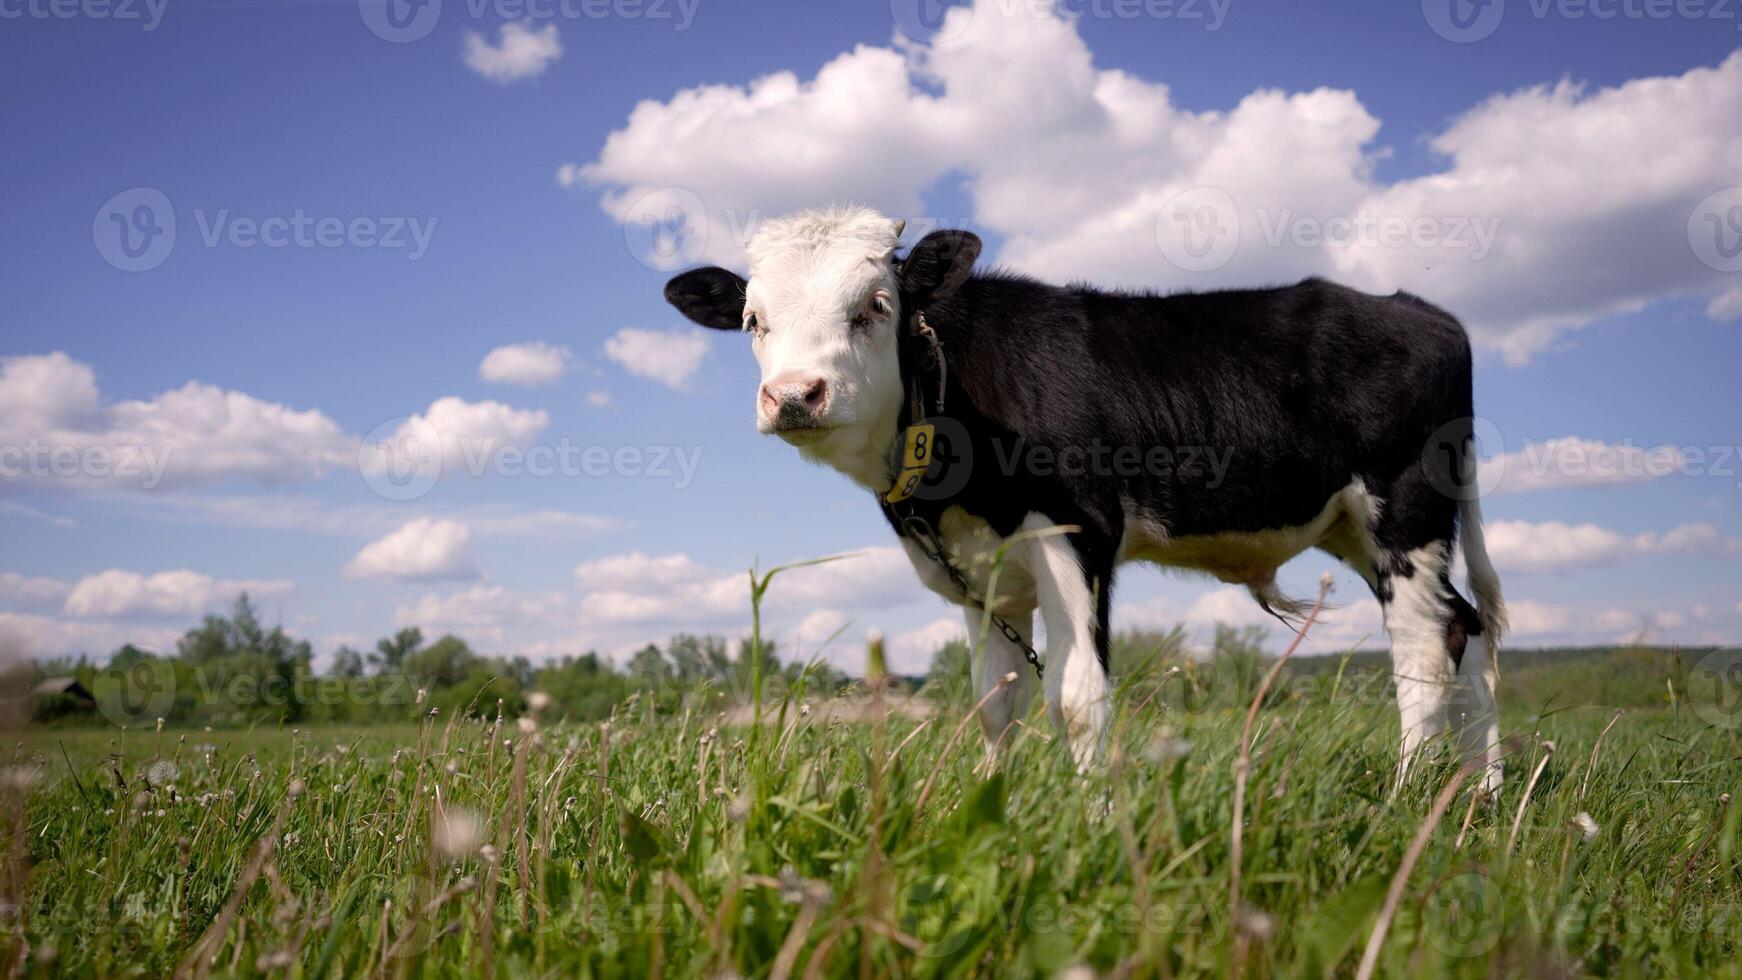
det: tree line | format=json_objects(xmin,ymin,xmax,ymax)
[{"xmin": 13, "ymin": 593, "xmax": 852, "ymax": 728}]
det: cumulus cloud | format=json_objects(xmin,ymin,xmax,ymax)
[
  {"xmin": 389, "ymin": 546, "xmax": 929, "ymax": 662},
  {"xmin": 575, "ymin": 551, "xmax": 710, "ymax": 590},
  {"xmin": 359, "ymin": 396, "xmax": 550, "ymax": 480},
  {"xmin": 479, "ymin": 341, "xmax": 571, "ymax": 386},
  {"xmin": 602, "ymin": 328, "xmax": 710, "ymax": 389},
  {"xmin": 0, "ymin": 612, "xmax": 178, "ymax": 662},
  {"xmin": 574, "ymin": 0, "xmax": 1742, "ymax": 362},
  {"xmin": 463, "ymin": 21, "xmax": 562, "ymax": 83},
  {"xmin": 1483, "ymin": 437, "xmax": 1690, "ymax": 494},
  {"xmin": 343, "ymin": 518, "xmax": 479, "ymax": 582},
  {"xmin": 0, "ymin": 572, "xmax": 70, "ymax": 609},
  {"xmin": 394, "ymin": 584, "xmax": 568, "ymax": 646},
  {"xmin": 889, "ymin": 617, "xmax": 965, "ymax": 675},
  {"xmin": 0, "ymin": 352, "xmax": 355, "ymax": 492},
  {"xmin": 128, "ymin": 493, "xmax": 613, "ymax": 541},
  {"xmin": 63, "ymin": 569, "xmax": 292, "ymax": 619},
  {"xmin": 1484, "ymin": 520, "xmax": 1742, "ymax": 573}
]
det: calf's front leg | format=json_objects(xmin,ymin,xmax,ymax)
[
  {"xmin": 1022, "ymin": 514, "xmax": 1112, "ymax": 771},
  {"xmin": 966, "ymin": 606, "xmax": 1036, "ymax": 757}
]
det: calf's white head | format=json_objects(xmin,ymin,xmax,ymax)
[{"xmin": 664, "ymin": 206, "xmax": 981, "ymax": 490}]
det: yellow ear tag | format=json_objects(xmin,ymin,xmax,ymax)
[{"xmin": 885, "ymin": 422, "xmax": 935, "ymax": 504}]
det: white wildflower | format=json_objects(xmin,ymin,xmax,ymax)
[
  {"xmin": 433, "ymin": 808, "xmax": 483, "ymax": 861},
  {"xmin": 1572, "ymin": 812, "xmax": 1600, "ymax": 842},
  {"xmin": 145, "ymin": 760, "xmax": 178, "ymax": 788}
]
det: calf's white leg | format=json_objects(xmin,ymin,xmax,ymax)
[
  {"xmin": 1023, "ymin": 514, "xmax": 1110, "ymax": 771},
  {"xmin": 966, "ymin": 607, "xmax": 1036, "ymax": 756}
]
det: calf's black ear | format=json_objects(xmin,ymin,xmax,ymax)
[
  {"xmin": 664, "ymin": 267, "xmax": 749, "ymax": 330},
  {"xmin": 899, "ymin": 230, "xmax": 981, "ymax": 304}
]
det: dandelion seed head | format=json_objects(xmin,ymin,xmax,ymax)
[
  {"xmin": 145, "ymin": 760, "xmax": 178, "ymax": 788},
  {"xmin": 433, "ymin": 808, "xmax": 483, "ymax": 861}
]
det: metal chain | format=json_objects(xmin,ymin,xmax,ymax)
[
  {"xmin": 890, "ymin": 306, "xmax": 1043, "ymax": 680},
  {"xmin": 897, "ymin": 512, "xmax": 1043, "ymax": 680}
]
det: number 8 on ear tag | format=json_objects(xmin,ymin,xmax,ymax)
[{"xmin": 885, "ymin": 422, "xmax": 935, "ymax": 503}]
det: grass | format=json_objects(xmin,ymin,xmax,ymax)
[
  {"xmin": 9, "ymin": 562, "xmax": 1742, "ymax": 978},
  {"xmin": 10, "ymin": 680, "xmax": 1742, "ymax": 977}
]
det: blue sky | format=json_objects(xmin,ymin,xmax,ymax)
[{"xmin": 2, "ymin": 0, "xmax": 1740, "ymax": 672}]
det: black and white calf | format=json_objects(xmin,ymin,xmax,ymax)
[{"xmin": 666, "ymin": 206, "xmax": 1506, "ymax": 790}]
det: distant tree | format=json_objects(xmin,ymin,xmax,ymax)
[
  {"xmin": 172, "ymin": 594, "xmax": 312, "ymax": 722},
  {"xmin": 627, "ymin": 644, "xmax": 667, "ymax": 684},
  {"xmin": 372, "ymin": 627, "xmax": 423, "ymax": 673},
  {"xmin": 402, "ymin": 634, "xmax": 479, "ymax": 689},
  {"xmin": 330, "ymin": 646, "xmax": 367, "ymax": 679}
]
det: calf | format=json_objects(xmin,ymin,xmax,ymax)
[{"xmin": 666, "ymin": 206, "xmax": 1506, "ymax": 790}]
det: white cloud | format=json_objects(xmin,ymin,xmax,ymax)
[
  {"xmin": 1709, "ymin": 286, "xmax": 1742, "ymax": 322},
  {"xmin": 586, "ymin": 390, "xmax": 611, "ymax": 408},
  {"xmin": 479, "ymin": 341, "xmax": 571, "ymax": 386},
  {"xmin": 788, "ymin": 608, "xmax": 854, "ymax": 662},
  {"xmin": 361, "ymin": 396, "xmax": 550, "ymax": 479},
  {"xmin": 575, "ymin": 551, "xmax": 710, "ymax": 590},
  {"xmin": 1505, "ymin": 599, "xmax": 1575, "ymax": 636},
  {"xmin": 463, "ymin": 20, "xmax": 562, "ymax": 83},
  {"xmin": 343, "ymin": 518, "xmax": 479, "ymax": 582},
  {"xmin": 0, "ymin": 572, "xmax": 70, "ymax": 608},
  {"xmin": 1484, "ymin": 519, "xmax": 1742, "ymax": 573},
  {"xmin": 1484, "ymin": 437, "xmax": 1689, "ymax": 494},
  {"xmin": 127, "ymin": 493, "xmax": 612, "ymax": 540},
  {"xmin": 0, "ymin": 612, "xmax": 178, "ymax": 662},
  {"xmin": 602, "ymin": 328, "xmax": 710, "ymax": 389},
  {"xmin": 394, "ymin": 584, "xmax": 568, "ymax": 646},
  {"xmin": 63, "ymin": 569, "xmax": 292, "ymax": 619},
  {"xmin": 889, "ymin": 616, "xmax": 965, "ymax": 675},
  {"xmin": 575, "ymin": 0, "xmax": 1742, "ymax": 362},
  {"xmin": 0, "ymin": 352, "xmax": 355, "ymax": 492}
]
